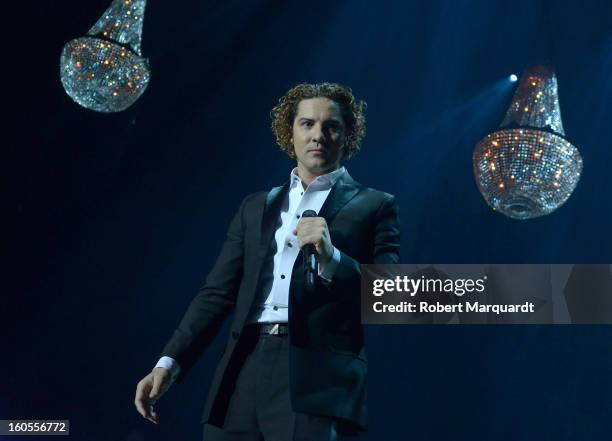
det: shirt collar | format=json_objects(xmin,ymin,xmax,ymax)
[{"xmin": 290, "ymin": 166, "xmax": 346, "ymax": 190}]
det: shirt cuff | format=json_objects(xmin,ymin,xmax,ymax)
[
  {"xmin": 318, "ymin": 246, "xmax": 341, "ymax": 282},
  {"xmin": 155, "ymin": 356, "xmax": 181, "ymax": 383}
]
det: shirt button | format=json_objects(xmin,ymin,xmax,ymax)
[
  {"xmin": 296, "ymin": 214, "xmax": 300, "ymax": 219},
  {"xmin": 287, "ymin": 242, "xmax": 293, "ymax": 248},
  {"xmin": 281, "ymin": 274, "xmax": 286, "ymax": 279},
  {"xmin": 301, "ymin": 192, "xmax": 304, "ymax": 195}
]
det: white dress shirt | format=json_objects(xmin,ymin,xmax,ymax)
[{"xmin": 155, "ymin": 166, "xmax": 346, "ymax": 382}]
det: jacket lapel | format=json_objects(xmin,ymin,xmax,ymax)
[
  {"xmin": 317, "ymin": 171, "xmax": 361, "ymax": 224},
  {"xmin": 260, "ymin": 180, "xmax": 289, "ymax": 252}
]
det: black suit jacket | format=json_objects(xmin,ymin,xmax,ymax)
[{"xmin": 160, "ymin": 171, "xmax": 400, "ymax": 431}]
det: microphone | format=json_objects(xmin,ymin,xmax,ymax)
[{"xmin": 301, "ymin": 210, "xmax": 318, "ymax": 290}]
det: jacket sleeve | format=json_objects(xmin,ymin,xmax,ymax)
[
  {"xmin": 159, "ymin": 195, "xmax": 249, "ymax": 383},
  {"xmin": 323, "ymin": 194, "xmax": 401, "ymax": 298}
]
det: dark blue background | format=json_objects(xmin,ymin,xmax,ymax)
[{"xmin": 6, "ymin": 0, "xmax": 612, "ymax": 440}]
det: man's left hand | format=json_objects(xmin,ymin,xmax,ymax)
[{"xmin": 293, "ymin": 217, "xmax": 334, "ymax": 266}]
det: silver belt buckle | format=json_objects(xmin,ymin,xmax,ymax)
[{"xmin": 270, "ymin": 324, "xmax": 279, "ymax": 335}]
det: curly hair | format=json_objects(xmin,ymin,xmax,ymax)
[{"xmin": 270, "ymin": 82, "xmax": 367, "ymax": 160}]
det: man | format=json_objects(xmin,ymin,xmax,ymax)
[{"xmin": 134, "ymin": 82, "xmax": 400, "ymax": 440}]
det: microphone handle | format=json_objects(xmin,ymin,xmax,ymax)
[{"xmin": 304, "ymin": 245, "xmax": 317, "ymax": 289}]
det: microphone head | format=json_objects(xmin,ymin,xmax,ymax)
[{"xmin": 302, "ymin": 209, "xmax": 318, "ymax": 218}]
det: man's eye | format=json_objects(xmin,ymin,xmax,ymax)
[{"xmin": 302, "ymin": 121, "xmax": 313, "ymax": 127}]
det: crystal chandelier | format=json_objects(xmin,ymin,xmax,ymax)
[
  {"xmin": 60, "ymin": 0, "xmax": 150, "ymax": 113},
  {"xmin": 473, "ymin": 65, "xmax": 583, "ymax": 219}
]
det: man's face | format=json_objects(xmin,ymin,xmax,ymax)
[{"xmin": 291, "ymin": 97, "xmax": 346, "ymax": 176}]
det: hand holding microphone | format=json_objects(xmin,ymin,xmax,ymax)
[{"xmin": 293, "ymin": 210, "xmax": 334, "ymax": 290}]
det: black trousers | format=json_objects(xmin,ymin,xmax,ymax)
[{"xmin": 203, "ymin": 326, "xmax": 344, "ymax": 441}]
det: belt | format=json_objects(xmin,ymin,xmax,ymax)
[{"xmin": 257, "ymin": 323, "xmax": 289, "ymax": 335}]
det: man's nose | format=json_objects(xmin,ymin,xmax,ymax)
[{"xmin": 311, "ymin": 124, "xmax": 325, "ymax": 143}]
